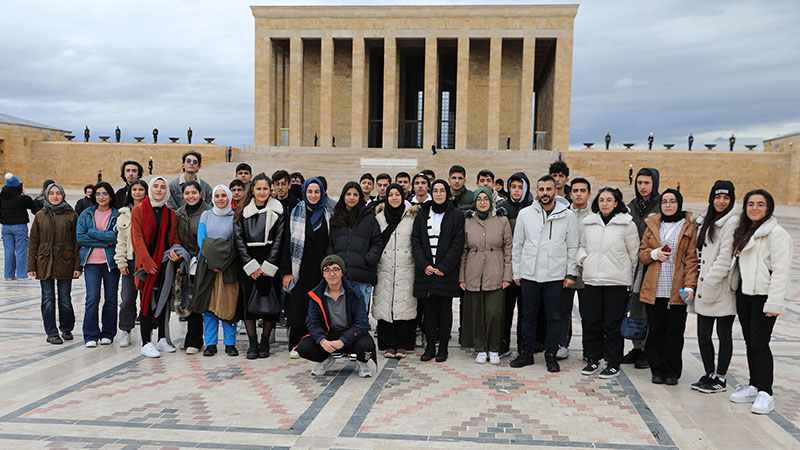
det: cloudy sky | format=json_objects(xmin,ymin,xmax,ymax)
[{"xmin": 1, "ymin": 0, "xmax": 798, "ymax": 150}]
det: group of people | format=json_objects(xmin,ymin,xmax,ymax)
[{"xmin": 0, "ymin": 153, "xmax": 791, "ymax": 414}]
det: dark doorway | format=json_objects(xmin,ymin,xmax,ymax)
[
  {"xmin": 437, "ymin": 40, "xmax": 457, "ymax": 149},
  {"xmin": 367, "ymin": 40, "xmax": 384, "ymax": 148},
  {"xmin": 398, "ymin": 39, "xmax": 425, "ymax": 148}
]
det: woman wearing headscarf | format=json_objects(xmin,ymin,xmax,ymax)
[
  {"xmin": 234, "ymin": 173, "xmax": 286, "ymax": 359},
  {"xmin": 281, "ymin": 177, "xmax": 333, "ymax": 357},
  {"xmin": 459, "ymin": 187, "xmax": 512, "ymax": 365},
  {"xmin": 373, "ymin": 183, "xmax": 420, "ymax": 358},
  {"xmin": 638, "ymin": 188, "xmax": 698, "ymax": 386},
  {"xmin": 689, "ymin": 181, "xmax": 738, "ymax": 394},
  {"xmin": 130, "ymin": 176, "xmax": 182, "ymax": 358},
  {"xmin": 28, "ymin": 183, "xmax": 81, "ymax": 344},
  {"xmin": 411, "ymin": 179, "xmax": 465, "ymax": 363},
  {"xmin": 115, "ymin": 179, "xmax": 148, "ymax": 348},
  {"xmin": 728, "ymin": 190, "xmax": 792, "ymax": 414},
  {"xmin": 195, "ymin": 185, "xmax": 239, "ymax": 357},
  {"xmin": 77, "ymin": 181, "xmax": 121, "ymax": 348}
]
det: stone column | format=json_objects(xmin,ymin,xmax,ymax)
[
  {"xmin": 351, "ymin": 36, "xmax": 366, "ymax": 148},
  {"xmin": 254, "ymin": 33, "xmax": 274, "ymax": 146},
  {"xmin": 289, "ymin": 37, "xmax": 304, "ymax": 146},
  {"xmin": 455, "ymin": 36, "xmax": 469, "ymax": 150},
  {"xmin": 487, "ymin": 37, "xmax": 502, "ymax": 150},
  {"xmin": 382, "ymin": 36, "xmax": 398, "ymax": 149},
  {"xmin": 519, "ymin": 37, "xmax": 535, "ymax": 151},
  {"xmin": 320, "ymin": 36, "xmax": 334, "ymax": 146},
  {"xmin": 423, "ymin": 36, "xmax": 439, "ymax": 149},
  {"xmin": 552, "ymin": 36, "xmax": 574, "ymax": 151}
]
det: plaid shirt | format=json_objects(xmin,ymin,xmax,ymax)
[{"xmin": 655, "ymin": 219, "xmax": 684, "ymax": 298}]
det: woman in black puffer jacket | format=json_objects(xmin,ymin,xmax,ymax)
[{"xmin": 327, "ymin": 181, "xmax": 382, "ymax": 313}]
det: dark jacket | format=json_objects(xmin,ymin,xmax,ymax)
[
  {"xmin": 626, "ymin": 168, "xmax": 661, "ymax": 238},
  {"xmin": 306, "ymin": 278, "xmax": 370, "ymax": 346},
  {"xmin": 115, "ymin": 185, "xmax": 129, "ymax": 209},
  {"xmin": 234, "ymin": 198, "xmax": 286, "ymax": 278},
  {"xmin": 74, "ymin": 197, "xmax": 93, "ymax": 217},
  {"xmin": 192, "ymin": 237, "xmax": 239, "ymax": 314},
  {"xmin": 28, "ymin": 205, "xmax": 81, "ymax": 279},
  {"xmin": 176, "ymin": 202, "xmax": 212, "ymax": 257},
  {"xmin": 411, "ymin": 202, "xmax": 465, "ymax": 298},
  {"xmin": 0, "ymin": 186, "xmax": 33, "ymax": 225},
  {"xmin": 496, "ymin": 172, "xmax": 533, "ymax": 231},
  {"xmin": 327, "ymin": 204, "xmax": 382, "ymax": 285},
  {"xmin": 453, "ymin": 188, "xmax": 474, "ymax": 211}
]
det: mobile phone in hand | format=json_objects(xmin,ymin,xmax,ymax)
[{"xmin": 661, "ymin": 244, "xmax": 671, "ymax": 253}]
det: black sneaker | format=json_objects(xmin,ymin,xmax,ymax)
[
  {"xmin": 599, "ymin": 365, "xmax": 621, "ymax": 379},
  {"xmin": 698, "ymin": 376, "xmax": 727, "ymax": 394},
  {"xmin": 621, "ymin": 348, "xmax": 642, "ymax": 364},
  {"xmin": 510, "ymin": 352, "xmax": 534, "ymax": 368},
  {"xmin": 691, "ymin": 374, "xmax": 712, "ymax": 391},
  {"xmin": 581, "ymin": 360, "xmax": 600, "ymax": 375},
  {"xmin": 61, "ymin": 331, "xmax": 74, "ymax": 341},
  {"xmin": 545, "ymin": 353, "xmax": 560, "ymax": 373},
  {"xmin": 203, "ymin": 345, "xmax": 218, "ymax": 357},
  {"xmin": 634, "ymin": 353, "xmax": 649, "ymax": 369}
]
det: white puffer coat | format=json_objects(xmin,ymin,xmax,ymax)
[
  {"xmin": 512, "ymin": 196, "xmax": 579, "ymax": 282},
  {"xmin": 729, "ymin": 216, "xmax": 792, "ymax": 315},
  {"xmin": 114, "ymin": 207, "xmax": 134, "ymax": 267},
  {"xmin": 372, "ymin": 202, "xmax": 420, "ymax": 322},
  {"xmin": 690, "ymin": 209, "xmax": 738, "ymax": 317},
  {"xmin": 577, "ymin": 212, "xmax": 639, "ymax": 286}
]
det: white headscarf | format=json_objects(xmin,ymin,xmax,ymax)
[
  {"xmin": 148, "ymin": 176, "xmax": 170, "ymax": 208},
  {"xmin": 212, "ymin": 184, "xmax": 232, "ymax": 216}
]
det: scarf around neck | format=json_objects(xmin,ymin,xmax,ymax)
[
  {"xmin": 303, "ymin": 178, "xmax": 327, "ymax": 231},
  {"xmin": 139, "ymin": 195, "xmax": 172, "ymax": 316},
  {"xmin": 43, "ymin": 183, "xmax": 71, "ymax": 215}
]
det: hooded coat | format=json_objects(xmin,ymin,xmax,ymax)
[
  {"xmin": 626, "ymin": 168, "xmax": 661, "ymax": 238},
  {"xmin": 0, "ymin": 185, "xmax": 33, "ymax": 225},
  {"xmin": 459, "ymin": 210, "xmax": 513, "ymax": 292},
  {"xmin": 327, "ymin": 204, "xmax": 383, "ymax": 285},
  {"xmin": 690, "ymin": 209, "xmax": 738, "ymax": 317},
  {"xmin": 496, "ymin": 172, "xmax": 533, "ymax": 231},
  {"xmin": 28, "ymin": 198, "xmax": 80, "ymax": 280},
  {"xmin": 372, "ymin": 202, "xmax": 420, "ymax": 322},
  {"xmin": 512, "ymin": 196, "xmax": 579, "ymax": 283}
]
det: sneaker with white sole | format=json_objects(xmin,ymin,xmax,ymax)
[
  {"xmin": 140, "ymin": 342, "xmax": 161, "ymax": 358},
  {"xmin": 185, "ymin": 346, "xmax": 200, "ymax": 355},
  {"xmin": 499, "ymin": 349, "xmax": 512, "ymax": 358},
  {"xmin": 730, "ymin": 385, "xmax": 759, "ymax": 403},
  {"xmin": 556, "ymin": 346, "xmax": 569, "ymax": 360},
  {"xmin": 581, "ymin": 360, "xmax": 600, "ymax": 375},
  {"xmin": 475, "ymin": 352, "xmax": 488, "ymax": 364},
  {"xmin": 488, "ymin": 352, "xmax": 500, "ymax": 365},
  {"xmin": 751, "ymin": 391, "xmax": 775, "ymax": 414},
  {"xmin": 99, "ymin": 338, "xmax": 113, "ymax": 345},
  {"xmin": 238, "ymin": 321, "xmax": 247, "ymax": 335},
  {"xmin": 599, "ymin": 365, "xmax": 621, "ymax": 379},
  {"xmin": 119, "ymin": 331, "xmax": 131, "ymax": 347},
  {"xmin": 356, "ymin": 360, "xmax": 376, "ymax": 378},
  {"xmin": 698, "ymin": 376, "xmax": 727, "ymax": 394},
  {"xmin": 85, "ymin": 340, "xmax": 97, "ymax": 348},
  {"xmin": 311, "ymin": 356, "xmax": 335, "ymax": 376},
  {"xmin": 155, "ymin": 338, "xmax": 176, "ymax": 353},
  {"xmin": 289, "ymin": 349, "xmax": 300, "ymax": 359}
]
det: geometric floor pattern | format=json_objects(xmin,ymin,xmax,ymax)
[{"xmin": 1, "ymin": 211, "xmax": 799, "ymax": 449}]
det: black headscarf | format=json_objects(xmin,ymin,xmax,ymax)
[
  {"xmin": 660, "ymin": 188, "xmax": 684, "ymax": 223},
  {"xmin": 381, "ymin": 183, "xmax": 406, "ymax": 247},
  {"xmin": 430, "ymin": 179, "xmax": 450, "ymax": 214}
]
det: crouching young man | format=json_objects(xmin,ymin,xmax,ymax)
[{"xmin": 297, "ymin": 255, "xmax": 378, "ymax": 377}]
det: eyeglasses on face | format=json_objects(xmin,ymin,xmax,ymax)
[
  {"xmin": 185, "ymin": 159, "xmax": 199, "ymax": 165},
  {"xmin": 322, "ymin": 267, "xmax": 341, "ymax": 275},
  {"xmin": 95, "ymin": 192, "xmax": 110, "ymax": 197}
]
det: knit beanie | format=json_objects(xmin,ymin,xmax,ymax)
[
  {"xmin": 4, "ymin": 173, "xmax": 20, "ymax": 188},
  {"xmin": 320, "ymin": 254, "xmax": 346, "ymax": 275},
  {"xmin": 709, "ymin": 180, "xmax": 735, "ymax": 204}
]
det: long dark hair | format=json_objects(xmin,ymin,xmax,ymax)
[
  {"xmin": 331, "ymin": 181, "xmax": 365, "ymax": 228},
  {"xmin": 234, "ymin": 172, "xmax": 271, "ymax": 222},
  {"xmin": 590, "ymin": 187, "xmax": 628, "ymax": 216},
  {"xmin": 697, "ymin": 194, "xmax": 735, "ymax": 248},
  {"xmin": 732, "ymin": 189, "xmax": 774, "ymax": 256},
  {"xmin": 91, "ymin": 181, "xmax": 118, "ymax": 209},
  {"xmin": 124, "ymin": 179, "xmax": 148, "ymax": 207},
  {"xmin": 39, "ymin": 179, "xmax": 55, "ymax": 198}
]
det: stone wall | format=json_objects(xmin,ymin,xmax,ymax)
[
  {"xmin": 332, "ymin": 40, "xmax": 353, "ymax": 147},
  {"xmin": 0, "ymin": 123, "xmax": 69, "ymax": 185},
  {"xmin": 499, "ymin": 39, "xmax": 523, "ymax": 151},
  {"xmin": 763, "ymin": 133, "xmax": 799, "ymax": 153},
  {"xmin": 467, "ymin": 39, "xmax": 489, "ymax": 150}
]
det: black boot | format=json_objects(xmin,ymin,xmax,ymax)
[
  {"xmin": 421, "ymin": 340, "xmax": 436, "ymax": 361},
  {"xmin": 225, "ymin": 345, "xmax": 239, "ymax": 357},
  {"xmin": 246, "ymin": 336, "xmax": 259, "ymax": 360},
  {"xmin": 435, "ymin": 339, "xmax": 449, "ymax": 362},
  {"xmin": 545, "ymin": 353, "xmax": 560, "ymax": 373},
  {"xmin": 203, "ymin": 345, "xmax": 217, "ymax": 357},
  {"xmin": 258, "ymin": 335, "xmax": 270, "ymax": 358}
]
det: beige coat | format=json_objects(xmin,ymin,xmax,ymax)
[
  {"xmin": 459, "ymin": 212, "xmax": 513, "ymax": 292},
  {"xmin": 577, "ymin": 212, "xmax": 639, "ymax": 286},
  {"xmin": 114, "ymin": 207, "xmax": 134, "ymax": 267},
  {"xmin": 638, "ymin": 212, "xmax": 699, "ymax": 306},
  {"xmin": 691, "ymin": 209, "xmax": 738, "ymax": 317},
  {"xmin": 372, "ymin": 202, "xmax": 420, "ymax": 322}
]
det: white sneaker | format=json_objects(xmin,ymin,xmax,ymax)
[
  {"xmin": 289, "ymin": 350, "xmax": 300, "ymax": 359},
  {"xmin": 356, "ymin": 360, "xmax": 376, "ymax": 378},
  {"xmin": 185, "ymin": 346, "xmax": 200, "ymax": 355},
  {"xmin": 155, "ymin": 338, "xmax": 176, "ymax": 353},
  {"xmin": 475, "ymin": 352, "xmax": 488, "ymax": 364},
  {"xmin": 730, "ymin": 385, "xmax": 759, "ymax": 403},
  {"xmin": 140, "ymin": 342, "xmax": 161, "ymax": 358},
  {"xmin": 85, "ymin": 340, "xmax": 97, "ymax": 348},
  {"xmin": 489, "ymin": 352, "xmax": 501, "ymax": 365},
  {"xmin": 119, "ymin": 331, "xmax": 131, "ymax": 347},
  {"xmin": 99, "ymin": 337, "xmax": 113, "ymax": 345},
  {"xmin": 751, "ymin": 391, "xmax": 775, "ymax": 414},
  {"xmin": 312, "ymin": 356, "xmax": 336, "ymax": 376},
  {"xmin": 238, "ymin": 321, "xmax": 247, "ymax": 335},
  {"xmin": 556, "ymin": 346, "xmax": 569, "ymax": 360}
]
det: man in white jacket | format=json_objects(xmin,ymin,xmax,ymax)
[{"xmin": 511, "ymin": 175, "xmax": 579, "ymax": 372}]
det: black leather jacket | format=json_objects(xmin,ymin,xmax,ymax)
[{"xmin": 234, "ymin": 198, "xmax": 286, "ymax": 277}]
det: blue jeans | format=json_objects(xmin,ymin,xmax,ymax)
[
  {"xmin": 351, "ymin": 281, "xmax": 373, "ymax": 313},
  {"xmin": 83, "ymin": 263, "xmax": 120, "ymax": 343},
  {"xmin": 41, "ymin": 278, "xmax": 75, "ymax": 337},
  {"xmin": 203, "ymin": 312, "xmax": 237, "ymax": 346},
  {"xmin": 2, "ymin": 224, "xmax": 29, "ymax": 279},
  {"xmin": 519, "ymin": 279, "xmax": 563, "ymax": 355}
]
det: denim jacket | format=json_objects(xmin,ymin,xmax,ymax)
[{"xmin": 77, "ymin": 205, "xmax": 120, "ymax": 269}]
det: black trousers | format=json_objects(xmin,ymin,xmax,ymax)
[
  {"xmin": 501, "ymin": 283, "xmax": 522, "ymax": 354},
  {"xmin": 139, "ymin": 311, "xmax": 166, "ymax": 345},
  {"xmin": 423, "ymin": 296, "xmax": 453, "ymax": 342},
  {"xmin": 184, "ymin": 312, "xmax": 205, "ymax": 349},
  {"xmin": 736, "ymin": 290, "xmax": 777, "ymax": 395},
  {"xmin": 696, "ymin": 314, "xmax": 735, "ymax": 376},
  {"xmin": 289, "ymin": 325, "xmax": 308, "ymax": 351},
  {"xmin": 519, "ymin": 280, "xmax": 563, "ymax": 355},
  {"xmin": 296, "ymin": 332, "xmax": 376, "ymax": 363},
  {"xmin": 644, "ymin": 298, "xmax": 687, "ymax": 378},
  {"xmin": 561, "ymin": 287, "xmax": 583, "ymax": 348},
  {"xmin": 377, "ymin": 319, "xmax": 416, "ymax": 351},
  {"xmin": 580, "ymin": 285, "xmax": 628, "ymax": 365}
]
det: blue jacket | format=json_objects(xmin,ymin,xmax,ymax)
[
  {"xmin": 77, "ymin": 205, "xmax": 120, "ymax": 269},
  {"xmin": 306, "ymin": 278, "xmax": 370, "ymax": 346}
]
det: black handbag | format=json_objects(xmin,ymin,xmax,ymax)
[
  {"xmin": 621, "ymin": 263, "xmax": 648, "ymax": 341},
  {"xmin": 247, "ymin": 277, "xmax": 280, "ymax": 316}
]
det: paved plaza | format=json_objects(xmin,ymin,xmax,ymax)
[{"xmin": 0, "ymin": 209, "xmax": 799, "ymax": 449}]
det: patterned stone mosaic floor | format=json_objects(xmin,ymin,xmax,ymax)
[{"xmin": 1, "ymin": 217, "xmax": 799, "ymax": 449}]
